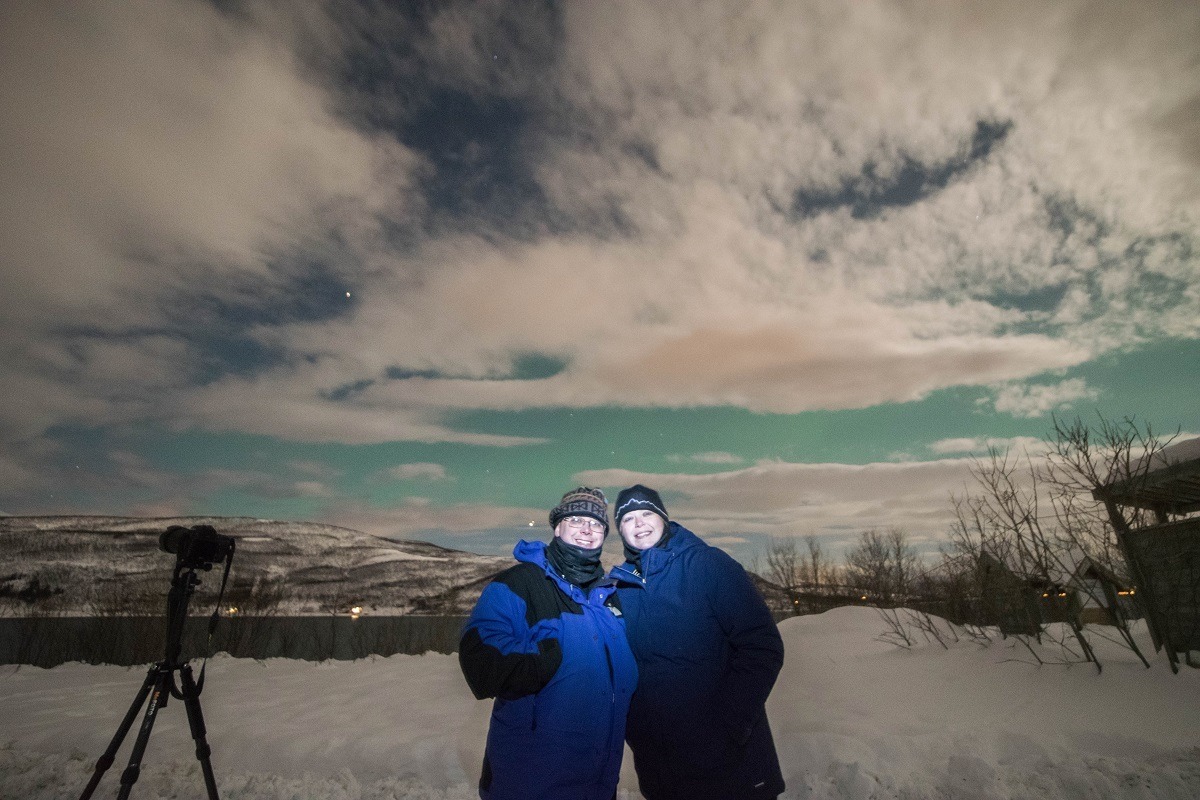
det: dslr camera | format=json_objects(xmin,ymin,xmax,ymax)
[{"xmin": 159, "ymin": 524, "xmax": 235, "ymax": 569}]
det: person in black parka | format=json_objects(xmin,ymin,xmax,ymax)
[
  {"xmin": 459, "ymin": 487, "xmax": 638, "ymax": 800},
  {"xmin": 610, "ymin": 485, "xmax": 785, "ymax": 800}
]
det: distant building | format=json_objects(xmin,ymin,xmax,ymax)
[{"xmin": 1067, "ymin": 555, "xmax": 1137, "ymax": 627}]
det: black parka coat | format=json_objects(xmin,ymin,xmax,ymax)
[{"xmin": 610, "ymin": 523, "xmax": 786, "ymax": 800}]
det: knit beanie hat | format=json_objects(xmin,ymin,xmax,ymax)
[
  {"xmin": 614, "ymin": 484, "xmax": 669, "ymax": 527},
  {"xmin": 549, "ymin": 487, "xmax": 609, "ymax": 532}
]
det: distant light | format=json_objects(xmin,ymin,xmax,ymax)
[
  {"xmin": 528, "ymin": 521, "xmax": 535, "ymax": 527},
  {"xmin": 860, "ymin": 595, "xmax": 867, "ymax": 601},
  {"xmin": 350, "ymin": 605, "xmax": 363, "ymax": 619},
  {"xmin": 225, "ymin": 606, "xmax": 239, "ymax": 616},
  {"xmin": 345, "ymin": 291, "xmax": 351, "ymax": 298}
]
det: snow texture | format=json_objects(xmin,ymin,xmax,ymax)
[{"xmin": 2, "ymin": 607, "xmax": 1198, "ymax": 799}]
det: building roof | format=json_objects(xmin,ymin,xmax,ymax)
[{"xmin": 1092, "ymin": 436, "xmax": 1200, "ymax": 515}]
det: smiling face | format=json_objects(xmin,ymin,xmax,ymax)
[
  {"xmin": 619, "ymin": 508, "xmax": 666, "ymax": 551},
  {"xmin": 554, "ymin": 515, "xmax": 607, "ymax": 549}
]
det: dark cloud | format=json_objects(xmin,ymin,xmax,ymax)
[
  {"xmin": 384, "ymin": 367, "xmax": 451, "ymax": 381},
  {"xmin": 322, "ymin": 378, "xmax": 377, "ymax": 402},
  {"xmin": 381, "ymin": 351, "xmax": 568, "ymax": 383},
  {"xmin": 401, "ymin": 88, "xmax": 548, "ymax": 225},
  {"xmin": 508, "ymin": 352, "xmax": 568, "ymax": 380},
  {"xmin": 793, "ymin": 120, "xmax": 1014, "ymax": 220},
  {"xmin": 321, "ymin": 0, "xmax": 566, "ymax": 234}
]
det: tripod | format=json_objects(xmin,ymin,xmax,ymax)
[{"xmin": 80, "ymin": 559, "xmax": 224, "ymax": 800}]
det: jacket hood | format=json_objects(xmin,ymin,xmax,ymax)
[
  {"xmin": 513, "ymin": 538, "xmax": 550, "ymax": 568},
  {"xmin": 659, "ymin": 522, "xmax": 701, "ymax": 552}
]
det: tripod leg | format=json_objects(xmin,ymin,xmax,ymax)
[
  {"xmin": 78, "ymin": 665, "xmax": 157, "ymax": 800},
  {"xmin": 114, "ymin": 668, "xmax": 174, "ymax": 800},
  {"xmin": 178, "ymin": 663, "xmax": 221, "ymax": 800}
]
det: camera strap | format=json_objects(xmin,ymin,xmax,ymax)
[{"xmin": 196, "ymin": 540, "xmax": 236, "ymax": 694}]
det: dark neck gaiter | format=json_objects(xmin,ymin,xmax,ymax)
[
  {"xmin": 622, "ymin": 524, "xmax": 673, "ymax": 572},
  {"xmin": 546, "ymin": 537, "xmax": 605, "ymax": 588}
]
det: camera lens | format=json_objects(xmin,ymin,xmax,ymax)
[{"xmin": 159, "ymin": 526, "xmax": 189, "ymax": 555}]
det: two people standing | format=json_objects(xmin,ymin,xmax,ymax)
[{"xmin": 459, "ymin": 483, "xmax": 785, "ymax": 799}]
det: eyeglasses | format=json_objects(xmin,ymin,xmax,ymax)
[{"xmin": 564, "ymin": 516, "xmax": 605, "ymax": 532}]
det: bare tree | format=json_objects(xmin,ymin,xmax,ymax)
[
  {"xmin": 764, "ymin": 537, "xmax": 801, "ymax": 597},
  {"xmin": 845, "ymin": 528, "xmax": 918, "ymax": 604},
  {"xmin": 800, "ymin": 535, "xmax": 829, "ymax": 591},
  {"xmin": 887, "ymin": 528, "xmax": 920, "ymax": 602},
  {"xmin": 846, "ymin": 529, "xmax": 890, "ymax": 600},
  {"xmin": 1041, "ymin": 415, "xmax": 1178, "ymax": 666},
  {"xmin": 933, "ymin": 416, "xmax": 1178, "ymax": 670},
  {"xmin": 223, "ymin": 574, "xmax": 288, "ymax": 618}
]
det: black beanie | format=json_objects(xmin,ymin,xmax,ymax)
[
  {"xmin": 614, "ymin": 484, "xmax": 669, "ymax": 527},
  {"xmin": 549, "ymin": 487, "xmax": 609, "ymax": 532}
]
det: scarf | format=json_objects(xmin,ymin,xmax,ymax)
[
  {"xmin": 622, "ymin": 524, "xmax": 673, "ymax": 573},
  {"xmin": 546, "ymin": 536, "xmax": 605, "ymax": 588}
]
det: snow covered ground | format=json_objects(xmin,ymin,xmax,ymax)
[{"xmin": 2, "ymin": 607, "xmax": 1198, "ymax": 799}]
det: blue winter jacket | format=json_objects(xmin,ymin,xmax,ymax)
[
  {"xmin": 459, "ymin": 539, "xmax": 638, "ymax": 800},
  {"xmin": 610, "ymin": 523, "xmax": 785, "ymax": 800}
]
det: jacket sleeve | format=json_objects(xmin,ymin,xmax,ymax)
[
  {"xmin": 704, "ymin": 548, "xmax": 785, "ymax": 745},
  {"xmin": 458, "ymin": 580, "xmax": 563, "ymax": 701}
]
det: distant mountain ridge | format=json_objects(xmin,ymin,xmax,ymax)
[{"xmin": 0, "ymin": 515, "xmax": 512, "ymax": 616}]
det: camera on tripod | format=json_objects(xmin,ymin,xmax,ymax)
[
  {"xmin": 159, "ymin": 525, "xmax": 234, "ymax": 570},
  {"xmin": 80, "ymin": 524, "xmax": 238, "ymax": 800}
]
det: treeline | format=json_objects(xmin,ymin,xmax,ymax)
[{"xmin": 757, "ymin": 416, "xmax": 1195, "ymax": 673}]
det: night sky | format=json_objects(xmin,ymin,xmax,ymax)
[{"xmin": 2, "ymin": 0, "xmax": 1198, "ymax": 562}]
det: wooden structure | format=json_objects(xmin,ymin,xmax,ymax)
[
  {"xmin": 1068, "ymin": 555, "xmax": 1136, "ymax": 626},
  {"xmin": 1093, "ymin": 437, "xmax": 1200, "ymax": 671},
  {"xmin": 979, "ymin": 551, "xmax": 1075, "ymax": 633}
]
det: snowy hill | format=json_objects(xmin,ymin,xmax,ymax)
[{"xmin": 0, "ymin": 515, "xmax": 512, "ymax": 615}]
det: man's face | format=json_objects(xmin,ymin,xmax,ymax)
[
  {"xmin": 619, "ymin": 509, "xmax": 665, "ymax": 551},
  {"xmin": 554, "ymin": 515, "xmax": 606, "ymax": 549}
]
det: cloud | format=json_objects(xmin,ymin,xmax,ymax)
[
  {"xmin": 1, "ymin": 1, "xmax": 414, "ymax": 323},
  {"xmin": 177, "ymin": 361, "xmax": 549, "ymax": 446},
  {"xmin": 236, "ymin": 0, "xmax": 1195, "ymax": 435},
  {"xmin": 0, "ymin": 0, "xmax": 417, "ymax": 443},
  {"xmin": 667, "ymin": 452, "xmax": 746, "ymax": 465},
  {"xmin": 928, "ymin": 436, "xmax": 1048, "ymax": 456},
  {"xmin": 388, "ymin": 463, "xmax": 451, "ymax": 481},
  {"xmin": 576, "ymin": 455, "xmax": 983, "ymax": 558},
  {"xmin": 983, "ymin": 378, "xmax": 1101, "ymax": 418},
  {"xmin": 2, "ymin": 0, "xmax": 1198, "ymax": 457}
]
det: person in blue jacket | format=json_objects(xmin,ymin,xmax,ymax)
[
  {"xmin": 458, "ymin": 487, "xmax": 638, "ymax": 800},
  {"xmin": 610, "ymin": 484, "xmax": 785, "ymax": 800}
]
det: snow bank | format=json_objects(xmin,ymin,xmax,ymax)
[{"xmin": 2, "ymin": 607, "xmax": 1198, "ymax": 799}]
